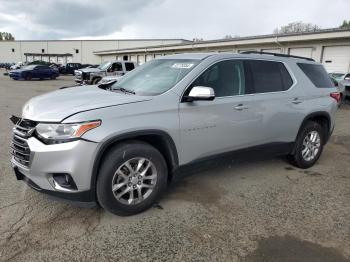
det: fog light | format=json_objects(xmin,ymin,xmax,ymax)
[{"xmin": 52, "ymin": 173, "xmax": 77, "ymax": 191}]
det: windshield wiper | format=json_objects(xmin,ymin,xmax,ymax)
[{"xmin": 112, "ymin": 87, "xmax": 136, "ymax": 95}]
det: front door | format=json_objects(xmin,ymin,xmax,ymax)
[{"xmin": 179, "ymin": 59, "xmax": 261, "ymax": 164}]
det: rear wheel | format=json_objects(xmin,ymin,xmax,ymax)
[
  {"xmin": 97, "ymin": 141, "xmax": 168, "ymax": 216},
  {"xmin": 92, "ymin": 77, "xmax": 101, "ymax": 85},
  {"xmin": 287, "ymin": 121, "xmax": 324, "ymax": 169}
]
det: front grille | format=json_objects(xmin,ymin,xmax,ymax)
[
  {"xmin": 11, "ymin": 118, "xmax": 37, "ymax": 167},
  {"xmin": 74, "ymin": 71, "xmax": 82, "ymax": 80}
]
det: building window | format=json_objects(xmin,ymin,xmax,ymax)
[
  {"xmin": 11, "ymin": 48, "xmax": 15, "ymax": 52},
  {"xmin": 75, "ymin": 49, "xmax": 79, "ymax": 54},
  {"xmin": 123, "ymin": 55, "xmax": 128, "ymax": 61},
  {"xmin": 42, "ymin": 49, "xmax": 45, "ymax": 53}
]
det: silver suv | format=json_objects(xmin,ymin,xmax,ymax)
[{"xmin": 10, "ymin": 52, "xmax": 340, "ymax": 215}]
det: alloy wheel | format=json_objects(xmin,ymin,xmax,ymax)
[
  {"xmin": 301, "ymin": 131, "xmax": 321, "ymax": 162},
  {"xmin": 111, "ymin": 157, "xmax": 157, "ymax": 205}
]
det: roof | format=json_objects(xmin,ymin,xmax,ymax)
[
  {"xmin": 158, "ymin": 53, "xmax": 214, "ymax": 60},
  {"xmin": 94, "ymin": 27, "xmax": 350, "ymax": 55},
  {"xmin": 160, "ymin": 52, "xmax": 318, "ymax": 63}
]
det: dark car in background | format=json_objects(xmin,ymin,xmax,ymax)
[
  {"xmin": 59, "ymin": 63, "xmax": 83, "ymax": 75},
  {"xmin": 9, "ymin": 65, "xmax": 59, "ymax": 80}
]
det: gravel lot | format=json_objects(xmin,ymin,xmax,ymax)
[{"xmin": 0, "ymin": 69, "xmax": 349, "ymax": 262}]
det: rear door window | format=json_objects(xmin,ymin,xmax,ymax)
[
  {"xmin": 244, "ymin": 60, "xmax": 293, "ymax": 94},
  {"xmin": 125, "ymin": 62, "xmax": 135, "ymax": 71},
  {"xmin": 297, "ymin": 63, "xmax": 334, "ymax": 88}
]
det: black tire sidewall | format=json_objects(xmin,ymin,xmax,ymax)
[
  {"xmin": 293, "ymin": 121, "xmax": 324, "ymax": 169},
  {"xmin": 92, "ymin": 78, "xmax": 101, "ymax": 85},
  {"xmin": 96, "ymin": 141, "xmax": 168, "ymax": 216}
]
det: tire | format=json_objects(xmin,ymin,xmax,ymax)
[
  {"xmin": 92, "ymin": 77, "xmax": 101, "ymax": 85},
  {"xmin": 51, "ymin": 75, "xmax": 56, "ymax": 80},
  {"xmin": 25, "ymin": 73, "xmax": 32, "ymax": 81},
  {"xmin": 97, "ymin": 141, "xmax": 168, "ymax": 216},
  {"xmin": 287, "ymin": 121, "xmax": 324, "ymax": 169}
]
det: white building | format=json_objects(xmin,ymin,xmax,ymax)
[
  {"xmin": 94, "ymin": 28, "xmax": 350, "ymax": 73},
  {"xmin": 0, "ymin": 39, "xmax": 190, "ymax": 65},
  {"xmin": 1, "ymin": 28, "xmax": 350, "ymax": 72}
]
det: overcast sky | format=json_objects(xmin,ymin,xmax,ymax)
[{"xmin": 0, "ymin": 0, "xmax": 349, "ymax": 40}]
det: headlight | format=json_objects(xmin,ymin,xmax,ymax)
[{"xmin": 36, "ymin": 120, "xmax": 101, "ymax": 144}]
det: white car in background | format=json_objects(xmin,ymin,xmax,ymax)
[{"xmin": 10, "ymin": 61, "xmax": 26, "ymax": 70}]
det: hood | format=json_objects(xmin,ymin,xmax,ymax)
[
  {"xmin": 22, "ymin": 86, "xmax": 152, "ymax": 122},
  {"xmin": 10, "ymin": 69, "xmax": 25, "ymax": 73},
  {"xmin": 78, "ymin": 68, "xmax": 103, "ymax": 73}
]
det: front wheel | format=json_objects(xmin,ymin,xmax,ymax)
[
  {"xmin": 25, "ymin": 73, "xmax": 32, "ymax": 81},
  {"xmin": 287, "ymin": 121, "xmax": 324, "ymax": 169},
  {"xmin": 97, "ymin": 141, "xmax": 168, "ymax": 216}
]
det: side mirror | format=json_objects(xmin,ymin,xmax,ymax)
[{"xmin": 183, "ymin": 86, "xmax": 215, "ymax": 102}]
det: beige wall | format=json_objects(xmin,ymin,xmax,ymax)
[
  {"xmin": 103, "ymin": 39, "xmax": 350, "ymax": 71},
  {"xmin": 0, "ymin": 39, "xmax": 187, "ymax": 64}
]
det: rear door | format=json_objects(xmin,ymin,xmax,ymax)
[{"xmin": 243, "ymin": 59, "xmax": 299, "ymax": 144}]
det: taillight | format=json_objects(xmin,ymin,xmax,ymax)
[{"xmin": 330, "ymin": 92, "xmax": 341, "ymax": 103}]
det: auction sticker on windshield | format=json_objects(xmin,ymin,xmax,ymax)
[{"xmin": 171, "ymin": 63, "xmax": 194, "ymax": 69}]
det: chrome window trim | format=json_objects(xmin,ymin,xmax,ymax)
[{"xmin": 180, "ymin": 57, "xmax": 298, "ymax": 102}]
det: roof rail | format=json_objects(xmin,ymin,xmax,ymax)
[{"xmin": 241, "ymin": 51, "xmax": 315, "ymax": 62}]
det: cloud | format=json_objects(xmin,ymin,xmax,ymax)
[{"xmin": 0, "ymin": 0, "xmax": 349, "ymax": 40}]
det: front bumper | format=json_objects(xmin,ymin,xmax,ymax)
[{"xmin": 11, "ymin": 137, "xmax": 99, "ymax": 203}]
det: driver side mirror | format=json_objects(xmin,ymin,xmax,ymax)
[{"xmin": 183, "ymin": 86, "xmax": 215, "ymax": 102}]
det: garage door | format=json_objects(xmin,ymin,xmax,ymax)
[
  {"xmin": 322, "ymin": 46, "xmax": 350, "ymax": 73},
  {"xmin": 146, "ymin": 54, "xmax": 154, "ymax": 62},
  {"xmin": 137, "ymin": 55, "xmax": 145, "ymax": 65},
  {"xmin": 130, "ymin": 55, "xmax": 137, "ymax": 62},
  {"xmin": 289, "ymin": 47, "xmax": 313, "ymax": 59}
]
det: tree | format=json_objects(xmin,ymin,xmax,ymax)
[
  {"xmin": 274, "ymin": 22, "xmax": 321, "ymax": 34},
  {"xmin": 340, "ymin": 20, "xmax": 350, "ymax": 28},
  {"xmin": 223, "ymin": 34, "xmax": 240, "ymax": 39},
  {"xmin": 0, "ymin": 32, "xmax": 15, "ymax": 40},
  {"xmin": 192, "ymin": 38, "xmax": 204, "ymax": 42}
]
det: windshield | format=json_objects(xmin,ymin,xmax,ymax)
[
  {"xmin": 331, "ymin": 73, "xmax": 345, "ymax": 79},
  {"xmin": 98, "ymin": 61, "xmax": 112, "ymax": 70},
  {"xmin": 111, "ymin": 59, "xmax": 199, "ymax": 95}
]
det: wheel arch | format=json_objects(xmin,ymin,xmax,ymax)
[
  {"xmin": 90, "ymin": 130, "xmax": 179, "ymax": 191},
  {"xmin": 296, "ymin": 111, "xmax": 332, "ymax": 145}
]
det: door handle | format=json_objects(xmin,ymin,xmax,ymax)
[
  {"xmin": 234, "ymin": 104, "xmax": 249, "ymax": 110},
  {"xmin": 292, "ymin": 98, "xmax": 302, "ymax": 104}
]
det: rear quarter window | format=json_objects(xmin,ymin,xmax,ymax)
[
  {"xmin": 245, "ymin": 60, "xmax": 293, "ymax": 94},
  {"xmin": 297, "ymin": 63, "xmax": 334, "ymax": 88}
]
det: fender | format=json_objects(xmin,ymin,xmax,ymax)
[
  {"xmin": 293, "ymin": 111, "xmax": 332, "ymax": 153},
  {"xmin": 90, "ymin": 129, "xmax": 179, "ymax": 190}
]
